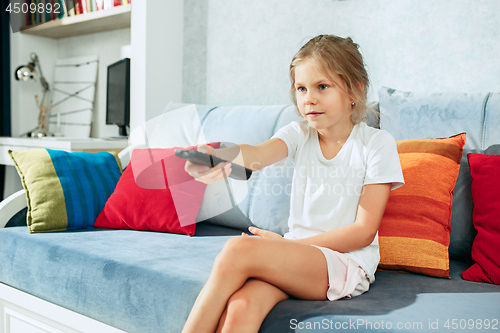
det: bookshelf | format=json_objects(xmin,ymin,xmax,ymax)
[{"xmin": 20, "ymin": 3, "xmax": 131, "ymax": 39}]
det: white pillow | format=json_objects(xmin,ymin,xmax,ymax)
[{"xmin": 143, "ymin": 104, "xmax": 251, "ymax": 228}]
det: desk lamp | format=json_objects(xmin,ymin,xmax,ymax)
[{"xmin": 15, "ymin": 52, "xmax": 52, "ymax": 137}]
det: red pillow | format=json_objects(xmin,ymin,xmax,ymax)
[
  {"xmin": 95, "ymin": 144, "xmax": 219, "ymax": 235},
  {"xmin": 462, "ymin": 153, "xmax": 500, "ymax": 284}
]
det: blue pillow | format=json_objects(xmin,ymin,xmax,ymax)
[{"xmin": 8, "ymin": 149, "xmax": 122, "ymax": 233}]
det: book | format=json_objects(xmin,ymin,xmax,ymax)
[
  {"xmin": 40, "ymin": 0, "xmax": 46, "ymax": 23},
  {"xmin": 68, "ymin": 0, "xmax": 75, "ymax": 16},
  {"xmin": 75, "ymin": 0, "xmax": 82, "ymax": 14},
  {"xmin": 61, "ymin": 0, "xmax": 68, "ymax": 18},
  {"xmin": 25, "ymin": 0, "xmax": 30, "ymax": 26},
  {"xmin": 44, "ymin": 0, "xmax": 50, "ymax": 22},
  {"xmin": 30, "ymin": 0, "xmax": 35, "ymax": 25},
  {"xmin": 49, "ymin": 0, "xmax": 56, "ymax": 20},
  {"xmin": 39, "ymin": 0, "xmax": 43, "ymax": 22}
]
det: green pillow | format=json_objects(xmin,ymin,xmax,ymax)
[{"xmin": 9, "ymin": 149, "xmax": 122, "ymax": 233}]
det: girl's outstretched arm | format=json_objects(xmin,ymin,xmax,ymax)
[
  {"xmin": 185, "ymin": 138, "xmax": 288, "ymax": 184},
  {"xmin": 294, "ymin": 183, "xmax": 392, "ymax": 252}
]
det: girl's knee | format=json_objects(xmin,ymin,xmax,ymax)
[
  {"xmin": 216, "ymin": 237, "xmax": 253, "ymax": 265},
  {"xmin": 224, "ymin": 236, "xmax": 254, "ymax": 253},
  {"xmin": 215, "ymin": 237, "xmax": 254, "ymax": 269},
  {"xmin": 225, "ymin": 290, "xmax": 260, "ymax": 325}
]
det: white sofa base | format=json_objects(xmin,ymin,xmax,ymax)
[{"xmin": 0, "ymin": 283, "xmax": 126, "ymax": 333}]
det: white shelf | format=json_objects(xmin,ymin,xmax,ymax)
[
  {"xmin": 20, "ymin": 4, "xmax": 131, "ymax": 39},
  {"xmin": 0, "ymin": 137, "xmax": 128, "ymax": 166}
]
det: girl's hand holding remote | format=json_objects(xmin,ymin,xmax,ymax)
[
  {"xmin": 184, "ymin": 144, "xmax": 232, "ymax": 184},
  {"xmin": 242, "ymin": 226, "xmax": 283, "ymax": 239}
]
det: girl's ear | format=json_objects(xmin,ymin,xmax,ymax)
[
  {"xmin": 357, "ymin": 82, "xmax": 365, "ymax": 93},
  {"xmin": 354, "ymin": 81, "xmax": 365, "ymax": 96},
  {"xmin": 350, "ymin": 81, "xmax": 365, "ymax": 104}
]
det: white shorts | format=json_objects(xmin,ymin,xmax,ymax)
[{"xmin": 311, "ymin": 245, "xmax": 370, "ymax": 301}]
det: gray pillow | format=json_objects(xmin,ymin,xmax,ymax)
[
  {"xmin": 449, "ymin": 149, "xmax": 477, "ymax": 262},
  {"xmin": 449, "ymin": 144, "xmax": 500, "ymax": 262},
  {"xmin": 366, "ymin": 102, "xmax": 380, "ymax": 129}
]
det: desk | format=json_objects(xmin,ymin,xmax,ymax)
[{"xmin": 0, "ymin": 137, "xmax": 129, "ymax": 166}]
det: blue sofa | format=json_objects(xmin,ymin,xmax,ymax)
[{"xmin": 1, "ymin": 88, "xmax": 499, "ymax": 333}]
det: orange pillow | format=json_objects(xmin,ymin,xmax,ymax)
[{"xmin": 378, "ymin": 133, "xmax": 466, "ymax": 278}]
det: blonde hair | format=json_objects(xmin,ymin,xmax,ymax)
[{"xmin": 290, "ymin": 35, "xmax": 377, "ymax": 125}]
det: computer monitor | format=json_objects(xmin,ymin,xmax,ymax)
[{"xmin": 106, "ymin": 58, "xmax": 130, "ymax": 137}]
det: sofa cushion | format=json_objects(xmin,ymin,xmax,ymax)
[
  {"xmin": 1, "ymin": 226, "xmax": 499, "ymax": 333},
  {"xmin": 378, "ymin": 133, "xmax": 465, "ymax": 278},
  {"xmin": 8, "ymin": 149, "xmax": 122, "ymax": 233},
  {"xmin": 263, "ymin": 259, "xmax": 500, "ymax": 333},
  {"xmin": 0, "ymin": 226, "xmax": 237, "ymax": 333},
  {"xmin": 147, "ymin": 103, "xmax": 217, "ymax": 149},
  {"xmin": 157, "ymin": 104, "xmax": 300, "ymax": 233},
  {"xmin": 448, "ymin": 148, "xmax": 478, "ymax": 261},
  {"xmin": 462, "ymin": 152, "xmax": 500, "ymax": 285},
  {"xmin": 379, "ymin": 87, "xmax": 488, "ymax": 150},
  {"xmin": 484, "ymin": 93, "xmax": 500, "ymax": 148},
  {"xmin": 244, "ymin": 106, "xmax": 299, "ymax": 234}
]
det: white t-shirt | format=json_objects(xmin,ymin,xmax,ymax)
[{"xmin": 272, "ymin": 120, "xmax": 404, "ymax": 283}]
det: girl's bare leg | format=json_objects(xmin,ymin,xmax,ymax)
[
  {"xmin": 181, "ymin": 236, "xmax": 328, "ymax": 333},
  {"xmin": 215, "ymin": 278, "xmax": 289, "ymax": 333}
]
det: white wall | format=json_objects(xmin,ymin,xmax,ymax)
[
  {"xmin": 130, "ymin": 0, "xmax": 184, "ymax": 138},
  {"xmin": 57, "ymin": 28, "xmax": 131, "ymax": 138},
  {"xmin": 182, "ymin": 0, "xmax": 207, "ymax": 105},
  {"xmin": 129, "ymin": 0, "xmax": 146, "ymax": 134},
  {"xmin": 10, "ymin": 28, "xmax": 130, "ymax": 139},
  {"xmin": 182, "ymin": 0, "xmax": 500, "ymax": 105},
  {"xmin": 6, "ymin": 31, "xmax": 59, "ymax": 199},
  {"xmin": 10, "ymin": 33, "xmax": 58, "ymax": 137}
]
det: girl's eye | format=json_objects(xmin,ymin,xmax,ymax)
[
  {"xmin": 297, "ymin": 87, "xmax": 306, "ymax": 92},
  {"xmin": 319, "ymin": 84, "xmax": 328, "ymax": 90}
]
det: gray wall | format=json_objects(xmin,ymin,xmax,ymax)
[{"xmin": 182, "ymin": 0, "xmax": 500, "ymax": 106}]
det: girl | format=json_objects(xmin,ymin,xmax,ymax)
[{"xmin": 181, "ymin": 35, "xmax": 404, "ymax": 333}]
